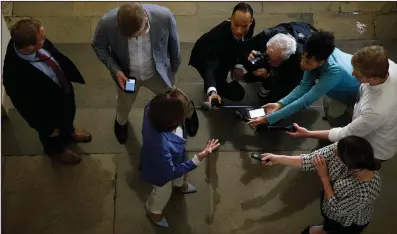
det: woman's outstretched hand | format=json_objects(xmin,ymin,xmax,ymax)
[{"xmin": 197, "ymin": 139, "xmax": 220, "ymax": 160}]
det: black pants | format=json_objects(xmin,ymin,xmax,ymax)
[
  {"xmin": 257, "ymin": 75, "xmax": 298, "ymax": 105},
  {"xmin": 38, "ymin": 90, "xmax": 76, "ymax": 154},
  {"xmin": 322, "ymin": 217, "xmax": 368, "ymax": 234},
  {"xmin": 320, "ymin": 191, "xmax": 369, "ymax": 234},
  {"xmin": 198, "ymin": 68, "xmax": 247, "ymax": 102}
]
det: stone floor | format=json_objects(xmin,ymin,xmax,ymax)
[{"xmin": 2, "ymin": 40, "xmax": 397, "ymax": 234}]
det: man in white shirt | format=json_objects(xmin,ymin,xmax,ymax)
[
  {"xmin": 286, "ymin": 45, "xmax": 397, "ymax": 161},
  {"xmin": 92, "ymin": 3, "xmax": 181, "ymax": 143}
]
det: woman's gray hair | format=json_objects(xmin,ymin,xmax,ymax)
[{"xmin": 266, "ymin": 33, "xmax": 297, "ymax": 60}]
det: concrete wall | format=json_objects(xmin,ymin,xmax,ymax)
[
  {"xmin": 1, "ymin": 1, "xmax": 397, "ymax": 43},
  {"xmin": 2, "ymin": 15, "xmax": 13, "ymax": 117}
]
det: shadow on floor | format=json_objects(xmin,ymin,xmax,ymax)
[
  {"xmin": 2, "ymin": 154, "xmax": 115, "ymax": 234},
  {"xmin": 231, "ymin": 169, "xmax": 322, "ymax": 233}
]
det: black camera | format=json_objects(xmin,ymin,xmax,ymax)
[
  {"xmin": 247, "ymin": 51, "xmax": 270, "ymax": 72},
  {"xmin": 234, "ymin": 108, "xmax": 255, "ymax": 122}
]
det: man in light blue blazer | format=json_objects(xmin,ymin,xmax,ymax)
[{"xmin": 92, "ymin": 2, "xmax": 181, "ymax": 143}]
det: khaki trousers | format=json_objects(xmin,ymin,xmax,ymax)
[
  {"xmin": 146, "ymin": 176, "xmax": 184, "ymax": 214},
  {"xmin": 323, "ymin": 96, "xmax": 354, "ymax": 128},
  {"xmin": 116, "ymin": 74, "xmax": 170, "ymax": 125}
]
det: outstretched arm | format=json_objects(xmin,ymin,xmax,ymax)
[{"xmin": 267, "ymin": 69, "xmax": 342, "ymax": 125}]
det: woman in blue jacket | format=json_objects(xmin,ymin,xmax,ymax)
[
  {"xmin": 140, "ymin": 88, "xmax": 220, "ymax": 228},
  {"xmin": 248, "ymin": 31, "xmax": 360, "ymax": 129}
]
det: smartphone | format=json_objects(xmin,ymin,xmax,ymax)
[
  {"xmin": 125, "ymin": 79, "xmax": 136, "ymax": 93},
  {"xmin": 248, "ymin": 108, "xmax": 266, "ymax": 119},
  {"xmin": 251, "ymin": 152, "xmax": 270, "ymax": 163},
  {"xmin": 250, "ymin": 152, "xmax": 262, "ymax": 161}
]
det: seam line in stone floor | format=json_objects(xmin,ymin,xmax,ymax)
[
  {"xmin": 112, "ymin": 169, "xmax": 118, "ymax": 234},
  {"xmin": 4, "ymin": 150, "xmax": 312, "ymax": 157}
]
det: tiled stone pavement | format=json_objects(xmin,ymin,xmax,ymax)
[{"xmin": 2, "ymin": 41, "xmax": 397, "ymax": 234}]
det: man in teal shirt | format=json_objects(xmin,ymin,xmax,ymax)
[{"xmin": 248, "ymin": 31, "xmax": 360, "ymax": 128}]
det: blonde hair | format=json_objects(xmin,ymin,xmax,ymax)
[{"xmin": 352, "ymin": 45, "xmax": 389, "ymax": 78}]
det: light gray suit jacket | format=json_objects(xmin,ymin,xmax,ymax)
[{"xmin": 92, "ymin": 4, "xmax": 181, "ymax": 88}]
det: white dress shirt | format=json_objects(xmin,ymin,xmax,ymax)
[
  {"xmin": 329, "ymin": 60, "xmax": 397, "ymax": 160},
  {"xmin": 128, "ymin": 21, "xmax": 156, "ymax": 81},
  {"xmin": 14, "ymin": 45, "xmax": 61, "ymax": 86}
]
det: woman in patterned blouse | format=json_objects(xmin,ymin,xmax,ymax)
[{"xmin": 261, "ymin": 136, "xmax": 381, "ymax": 234}]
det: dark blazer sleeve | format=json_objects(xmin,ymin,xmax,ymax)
[
  {"xmin": 202, "ymin": 58, "xmax": 220, "ymax": 91},
  {"xmin": 2, "ymin": 68, "xmax": 59, "ymax": 136},
  {"xmin": 190, "ymin": 30, "xmax": 224, "ymax": 92},
  {"xmin": 45, "ymin": 39, "xmax": 85, "ymax": 84}
]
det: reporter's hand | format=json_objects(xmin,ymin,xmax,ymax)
[
  {"xmin": 313, "ymin": 155, "xmax": 328, "ymax": 179},
  {"xmin": 247, "ymin": 116, "xmax": 267, "ymax": 128},
  {"xmin": 253, "ymin": 68, "xmax": 268, "ymax": 78},
  {"xmin": 263, "ymin": 102, "xmax": 282, "ymax": 114},
  {"xmin": 208, "ymin": 92, "xmax": 222, "ymax": 109},
  {"xmin": 49, "ymin": 128, "xmax": 60, "ymax": 138},
  {"xmin": 261, "ymin": 153, "xmax": 280, "ymax": 166},
  {"xmin": 286, "ymin": 123, "xmax": 310, "ymax": 138},
  {"xmin": 231, "ymin": 68, "xmax": 245, "ymax": 81},
  {"xmin": 116, "ymin": 71, "xmax": 129, "ymax": 90},
  {"xmin": 248, "ymin": 50, "xmax": 258, "ymax": 61},
  {"xmin": 197, "ymin": 139, "xmax": 220, "ymax": 161}
]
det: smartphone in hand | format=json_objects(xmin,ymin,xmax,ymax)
[
  {"xmin": 125, "ymin": 78, "xmax": 136, "ymax": 93},
  {"xmin": 250, "ymin": 152, "xmax": 270, "ymax": 163}
]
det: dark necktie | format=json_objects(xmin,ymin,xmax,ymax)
[{"xmin": 36, "ymin": 50, "xmax": 71, "ymax": 93}]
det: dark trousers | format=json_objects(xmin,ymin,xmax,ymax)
[
  {"xmin": 198, "ymin": 68, "xmax": 247, "ymax": 102},
  {"xmin": 320, "ymin": 191, "xmax": 369, "ymax": 234},
  {"xmin": 322, "ymin": 217, "xmax": 368, "ymax": 234},
  {"xmin": 38, "ymin": 90, "xmax": 76, "ymax": 154},
  {"xmin": 256, "ymin": 74, "xmax": 298, "ymax": 105}
]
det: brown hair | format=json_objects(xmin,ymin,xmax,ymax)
[
  {"xmin": 117, "ymin": 3, "xmax": 146, "ymax": 37},
  {"xmin": 10, "ymin": 19, "xmax": 42, "ymax": 49},
  {"xmin": 337, "ymin": 135, "xmax": 381, "ymax": 171},
  {"xmin": 148, "ymin": 88, "xmax": 189, "ymax": 132},
  {"xmin": 352, "ymin": 45, "xmax": 389, "ymax": 79}
]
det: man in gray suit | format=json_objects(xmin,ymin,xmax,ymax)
[{"xmin": 92, "ymin": 2, "xmax": 181, "ymax": 143}]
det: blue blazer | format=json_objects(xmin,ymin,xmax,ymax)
[{"xmin": 139, "ymin": 103, "xmax": 197, "ymax": 187}]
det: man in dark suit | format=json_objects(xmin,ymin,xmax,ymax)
[
  {"xmin": 2, "ymin": 19, "xmax": 91, "ymax": 164},
  {"xmin": 189, "ymin": 2, "xmax": 255, "ymax": 106}
]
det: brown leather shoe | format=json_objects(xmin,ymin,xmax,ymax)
[
  {"xmin": 50, "ymin": 148, "xmax": 81, "ymax": 164},
  {"xmin": 71, "ymin": 128, "xmax": 92, "ymax": 143}
]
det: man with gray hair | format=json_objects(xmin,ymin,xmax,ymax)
[{"xmin": 243, "ymin": 22, "xmax": 317, "ymax": 105}]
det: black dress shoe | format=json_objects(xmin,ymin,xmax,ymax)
[
  {"xmin": 301, "ymin": 226, "xmax": 311, "ymax": 234},
  {"xmin": 114, "ymin": 119, "xmax": 127, "ymax": 144}
]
